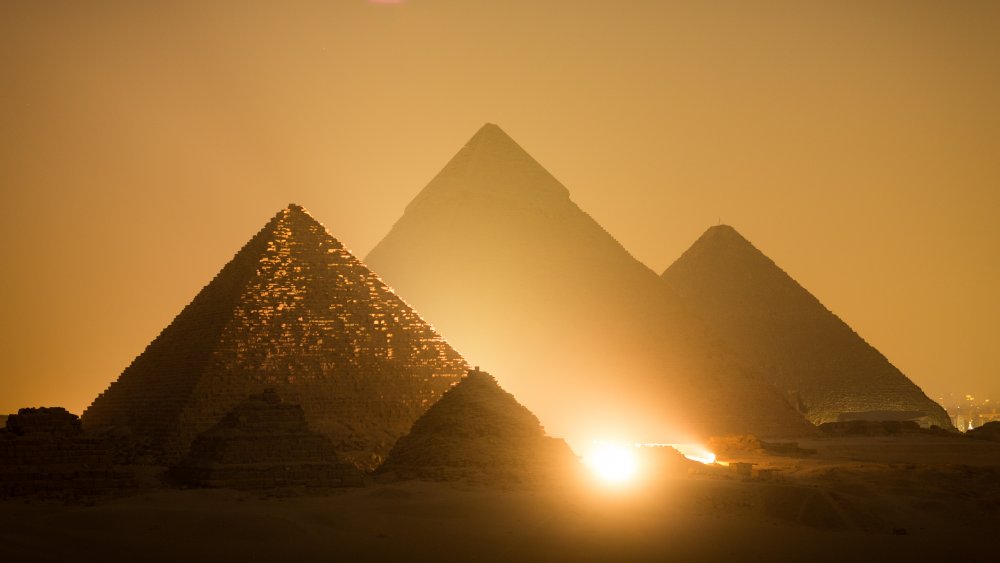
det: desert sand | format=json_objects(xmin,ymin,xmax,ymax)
[{"xmin": 1, "ymin": 434, "xmax": 997, "ymax": 563}]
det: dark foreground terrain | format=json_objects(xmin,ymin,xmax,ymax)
[{"xmin": 1, "ymin": 435, "xmax": 997, "ymax": 563}]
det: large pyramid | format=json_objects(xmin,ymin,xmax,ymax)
[
  {"xmin": 377, "ymin": 368, "xmax": 579, "ymax": 483},
  {"xmin": 366, "ymin": 124, "xmax": 815, "ymax": 446},
  {"xmin": 662, "ymin": 225, "xmax": 951, "ymax": 428},
  {"xmin": 83, "ymin": 205, "xmax": 469, "ymax": 467}
]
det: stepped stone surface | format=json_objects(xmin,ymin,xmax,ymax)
[
  {"xmin": 662, "ymin": 225, "xmax": 951, "ymax": 428},
  {"xmin": 172, "ymin": 389, "xmax": 363, "ymax": 489},
  {"xmin": 0, "ymin": 408, "xmax": 131, "ymax": 498},
  {"xmin": 367, "ymin": 124, "xmax": 814, "ymax": 445},
  {"xmin": 83, "ymin": 204, "xmax": 468, "ymax": 468},
  {"xmin": 378, "ymin": 369, "xmax": 579, "ymax": 483}
]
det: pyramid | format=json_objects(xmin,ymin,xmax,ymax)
[
  {"xmin": 171, "ymin": 389, "xmax": 363, "ymax": 489},
  {"xmin": 367, "ymin": 124, "xmax": 815, "ymax": 446},
  {"xmin": 82, "ymin": 204, "xmax": 469, "ymax": 467},
  {"xmin": 662, "ymin": 225, "xmax": 951, "ymax": 428},
  {"xmin": 1, "ymin": 407, "xmax": 130, "ymax": 497},
  {"xmin": 377, "ymin": 368, "xmax": 579, "ymax": 483}
]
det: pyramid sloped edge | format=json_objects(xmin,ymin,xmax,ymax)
[{"xmin": 662, "ymin": 224, "xmax": 952, "ymax": 429}]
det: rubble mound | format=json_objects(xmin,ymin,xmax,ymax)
[
  {"xmin": 171, "ymin": 389, "xmax": 363, "ymax": 489},
  {"xmin": 378, "ymin": 369, "xmax": 579, "ymax": 484},
  {"xmin": 0, "ymin": 408, "xmax": 131, "ymax": 498},
  {"xmin": 967, "ymin": 421, "xmax": 1000, "ymax": 442},
  {"xmin": 5, "ymin": 407, "xmax": 82, "ymax": 436}
]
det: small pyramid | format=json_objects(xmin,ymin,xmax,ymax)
[
  {"xmin": 662, "ymin": 225, "xmax": 951, "ymax": 428},
  {"xmin": 83, "ymin": 204, "xmax": 469, "ymax": 467},
  {"xmin": 377, "ymin": 368, "xmax": 578, "ymax": 483},
  {"xmin": 171, "ymin": 389, "xmax": 363, "ymax": 489},
  {"xmin": 368, "ymin": 124, "xmax": 815, "ymax": 445},
  {"xmin": 0, "ymin": 407, "xmax": 129, "ymax": 497}
]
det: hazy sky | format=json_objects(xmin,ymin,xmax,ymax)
[{"xmin": 2, "ymin": 0, "xmax": 997, "ymax": 415}]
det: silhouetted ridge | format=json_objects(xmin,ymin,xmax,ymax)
[
  {"xmin": 368, "ymin": 126, "xmax": 815, "ymax": 445},
  {"xmin": 378, "ymin": 369, "xmax": 578, "ymax": 483},
  {"xmin": 662, "ymin": 224, "xmax": 951, "ymax": 428},
  {"xmin": 83, "ymin": 204, "xmax": 469, "ymax": 467}
]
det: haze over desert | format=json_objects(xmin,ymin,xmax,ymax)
[{"xmin": 2, "ymin": 1, "xmax": 998, "ymax": 562}]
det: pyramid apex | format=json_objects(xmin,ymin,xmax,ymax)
[
  {"xmin": 701, "ymin": 223, "xmax": 751, "ymax": 245},
  {"xmin": 394, "ymin": 123, "xmax": 570, "ymax": 216},
  {"xmin": 465, "ymin": 366, "xmax": 497, "ymax": 383},
  {"xmin": 466, "ymin": 122, "xmax": 515, "ymax": 148},
  {"xmin": 705, "ymin": 223, "xmax": 739, "ymax": 235}
]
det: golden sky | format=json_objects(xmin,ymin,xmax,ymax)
[{"xmin": 1, "ymin": 0, "xmax": 997, "ymax": 415}]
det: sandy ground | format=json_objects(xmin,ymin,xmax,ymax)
[{"xmin": 1, "ymin": 435, "xmax": 998, "ymax": 563}]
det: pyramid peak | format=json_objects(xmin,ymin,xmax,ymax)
[
  {"xmin": 463, "ymin": 122, "xmax": 526, "ymax": 154},
  {"xmin": 282, "ymin": 203, "xmax": 313, "ymax": 218},
  {"xmin": 463, "ymin": 366, "xmax": 500, "ymax": 385},
  {"xmin": 698, "ymin": 224, "xmax": 755, "ymax": 247},
  {"xmin": 705, "ymin": 223, "xmax": 742, "ymax": 236},
  {"xmin": 401, "ymin": 123, "xmax": 570, "ymax": 213},
  {"xmin": 468, "ymin": 122, "xmax": 508, "ymax": 141}
]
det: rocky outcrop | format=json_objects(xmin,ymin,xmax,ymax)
[
  {"xmin": 171, "ymin": 389, "xmax": 363, "ymax": 489},
  {"xmin": 377, "ymin": 369, "xmax": 579, "ymax": 484},
  {"xmin": 83, "ymin": 204, "xmax": 468, "ymax": 468}
]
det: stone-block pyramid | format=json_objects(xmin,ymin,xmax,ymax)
[
  {"xmin": 662, "ymin": 225, "xmax": 951, "ymax": 428},
  {"xmin": 83, "ymin": 204, "xmax": 468, "ymax": 467},
  {"xmin": 378, "ymin": 368, "xmax": 579, "ymax": 483}
]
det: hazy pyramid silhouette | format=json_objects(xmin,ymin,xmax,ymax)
[
  {"xmin": 83, "ymin": 205, "xmax": 468, "ymax": 467},
  {"xmin": 378, "ymin": 368, "xmax": 578, "ymax": 482},
  {"xmin": 662, "ymin": 225, "xmax": 951, "ymax": 428},
  {"xmin": 367, "ymin": 124, "xmax": 814, "ymax": 445}
]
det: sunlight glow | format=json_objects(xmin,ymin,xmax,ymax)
[
  {"xmin": 635, "ymin": 443, "xmax": 717, "ymax": 465},
  {"xmin": 583, "ymin": 442, "xmax": 639, "ymax": 484},
  {"xmin": 668, "ymin": 443, "xmax": 716, "ymax": 465}
]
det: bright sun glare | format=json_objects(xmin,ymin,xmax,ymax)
[
  {"xmin": 583, "ymin": 442, "xmax": 639, "ymax": 484},
  {"xmin": 669, "ymin": 443, "xmax": 717, "ymax": 465}
]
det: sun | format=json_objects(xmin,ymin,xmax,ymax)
[{"xmin": 583, "ymin": 442, "xmax": 639, "ymax": 484}]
